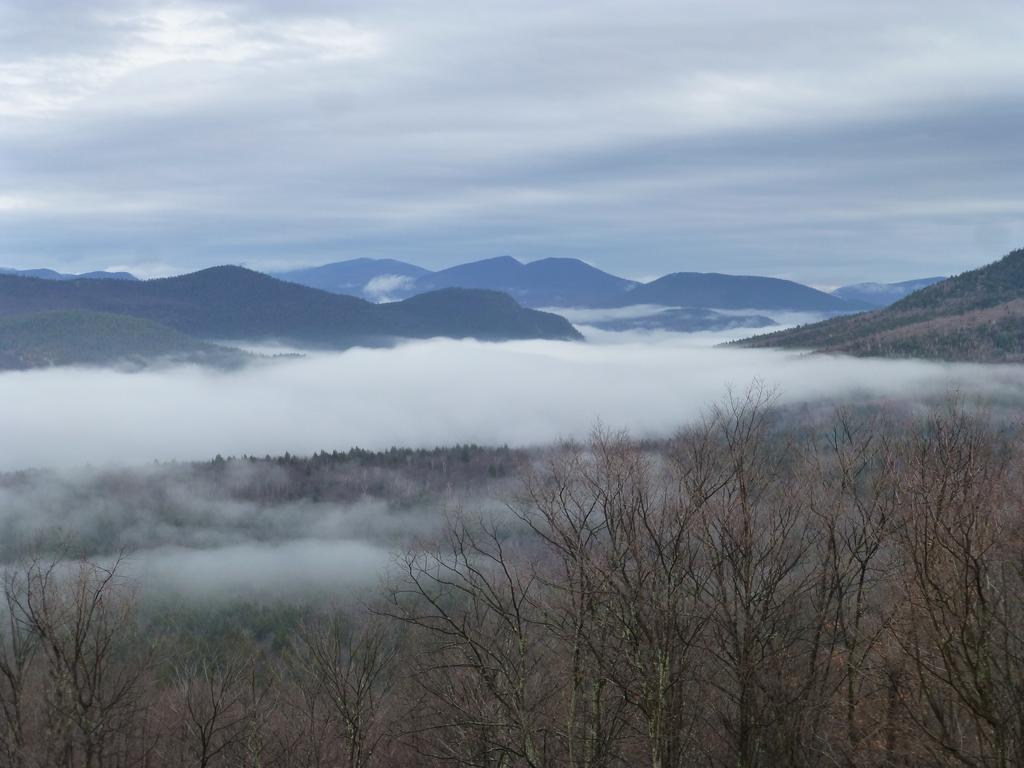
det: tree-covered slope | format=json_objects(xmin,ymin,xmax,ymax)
[
  {"xmin": 735, "ymin": 248, "xmax": 1024, "ymax": 362},
  {"xmin": 378, "ymin": 287, "xmax": 582, "ymax": 339},
  {"xmin": 0, "ymin": 311, "xmax": 249, "ymax": 370}
]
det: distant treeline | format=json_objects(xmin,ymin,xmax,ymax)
[{"xmin": 3, "ymin": 393, "xmax": 1024, "ymax": 767}]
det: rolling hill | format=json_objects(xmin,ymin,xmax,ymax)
[
  {"xmin": 0, "ymin": 311, "xmax": 249, "ymax": 370},
  {"xmin": 0, "ymin": 266, "xmax": 581, "ymax": 347},
  {"xmin": 375, "ymin": 287, "xmax": 586, "ymax": 339},
  {"xmin": 734, "ymin": 248, "xmax": 1024, "ymax": 362},
  {"xmin": 604, "ymin": 272, "xmax": 866, "ymax": 312}
]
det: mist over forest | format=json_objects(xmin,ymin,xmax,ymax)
[
  {"xmin": 6, "ymin": 0, "xmax": 1024, "ymax": 765},
  {"xmin": 5, "ymin": 384, "xmax": 1024, "ymax": 767},
  {"xmin": 5, "ymin": 296, "xmax": 1024, "ymax": 768},
  {"xmin": 3, "ymin": 308, "xmax": 1024, "ymax": 767}
]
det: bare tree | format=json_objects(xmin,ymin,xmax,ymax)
[
  {"xmin": 287, "ymin": 613, "xmax": 400, "ymax": 768},
  {"xmin": 691, "ymin": 388, "xmax": 827, "ymax": 767},
  {"xmin": 520, "ymin": 429, "xmax": 709, "ymax": 768},
  {"xmin": 6, "ymin": 553, "xmax": 149, "ymax": 768},
  {"xmin": 801, "ymin": 408, "xmax": 903, "ymax": 766},
  {"xmin": 893, "ymin": 404, "xmax": 1024, "ymax": 767},
  {"xmin": 169, "ymin": 653, "xmax": 253, "ymax": 768},
  {"xmin": 0, "ymin": 566, "xmax": 38, "ymax": 768},
  {"xmin": 517, "ymin": 436, "xmax": 635, "ymax": 768},
  {"xmin": 386, "ymin": 513, "xmax": 560, "ymax": 768}
]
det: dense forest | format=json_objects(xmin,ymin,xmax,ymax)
[{"xmin": 2, "ymin": 394, "xmax": 1024, "ymax": 767}]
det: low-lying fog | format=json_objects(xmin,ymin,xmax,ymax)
[
  {"xmin": 3, "ymin": 327, "xmax": 1024, "ymax": 470},
  {"xmin": 0, "ymin": 445, "xmax": 515, "ymax": 601},
  {"xmin": 5, "ymin": 321, "xmax": 1024, "ymax": 602}
]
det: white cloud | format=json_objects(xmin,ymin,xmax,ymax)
[
  {"xmin": 0, "ymin": 3, "xmax": 384, "ymax": 118},
  {"xmin": 363, "ymin": 274, "xmax": 415, "ymax": 301},
  {"xmin": 0, "ymin": 194, "xmax": 41, "ymax": 212}
]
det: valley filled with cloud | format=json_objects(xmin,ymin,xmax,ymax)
[{"xmin": 3, "ymin": 329, "xmax": 1020, "ymax": 469}]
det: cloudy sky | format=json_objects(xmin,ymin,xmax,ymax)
[{"xmin": 2, "ymin": 0, "xmax": 1023, "ymax": 285}]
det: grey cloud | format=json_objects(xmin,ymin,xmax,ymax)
[{"xmin": 1, "ymin": 0, "xmax": 1023, "ymax": 281}]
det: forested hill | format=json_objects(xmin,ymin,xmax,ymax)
[
  {"xmin": 0, "ymin": 311, "xmax": 250, "ymax": 370},
  {"xmin": 0, "ymin": 266, "xmax": 581, "ymax": 346},
  {"xmin": 602, "ymin": 271, "xmax": 867, "ymax": 311},
  {"xmin": 734, "ymin": 247, "xmax": 1024, "ymax": 362}
]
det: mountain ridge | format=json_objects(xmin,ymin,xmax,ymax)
[
  {"xmin": 273, "ymin": 256, "xmax": 875, "ymax": 314},
  {"xmin": 0, "ymin": 266, "xmax": 581, "ymax": 348},
  {"xmin": 270, "ymin": 258, "xmax": 428, "ymax": 299},
  {"xmin": 733, "ymin": 248, "xmax": 1024, "ymax": 362}
]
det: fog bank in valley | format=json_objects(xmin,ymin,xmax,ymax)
[
  {"xmin": 0, "ymin": 450, "xmax": 515, "ymax": 600},
  {"xmin": 3, "ymin": 333, "xmax": 1023, "ymax": 469}
]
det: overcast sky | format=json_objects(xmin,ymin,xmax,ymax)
[{"xmin": 2, "ymin": 1, "xmax": 1023, "ymax": 285}]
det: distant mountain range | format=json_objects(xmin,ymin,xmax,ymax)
[
  {"xmin": 273, "ymin": 256, "xmax": 879, "ymax": 315},
  {"xmin": 413, "ymin": 256, "xmax": 639, "ymax": 307},
  {"xmin": 0, "ymin": 256, "xmax": 956, "ymax": 368},
  {"xmin": 6, "ymin": 258, "xmax": 945, "ymax": 317},
  {"xmin": 268, "ymin": 258, "xmax": 429, "ymax": 300},
  {"xmin": 275, "ymin": 255, "xmax": 639, "ymax": 307},
  {"xmin": 735, "ymin": 248, "xmax": 1024, "ymax": 362},
  {"xmin": 0, "ymin": 267, "xmax": 580, "ymax": 370},
  {"xmin": 11, "ymin": 257, "xmax": 942, "ymax": 323},
  {"xmin": 0, "ymin": 267, "xmax": 137, "ymax": 281},
  {"xmin": 831, "ymin": 277, "xmax": 946, "ymax": 307}
]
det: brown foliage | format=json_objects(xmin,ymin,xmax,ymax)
[{"xmin": 3, "ymin": 392, "xmax": 1024, "ymax": 767}]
